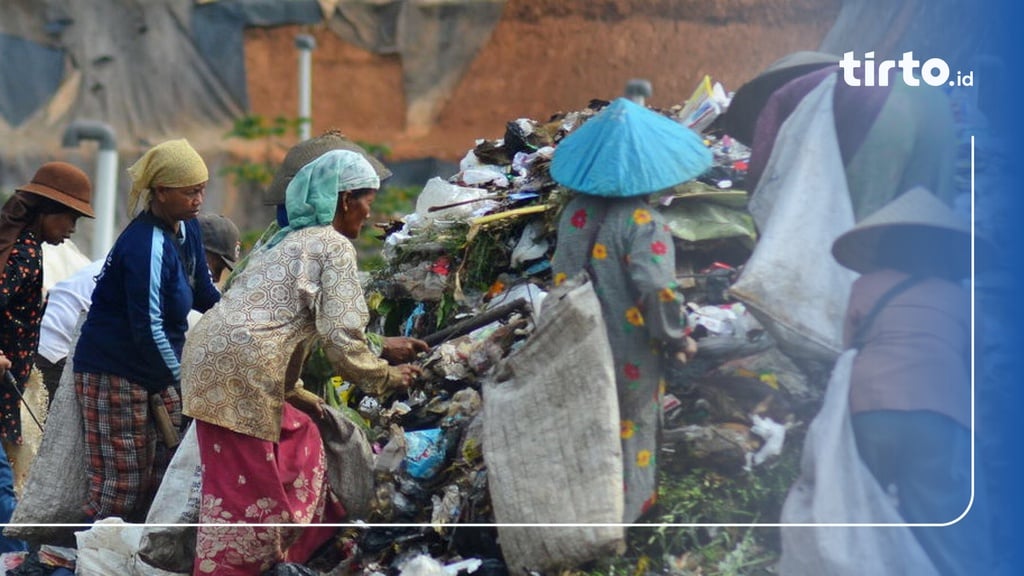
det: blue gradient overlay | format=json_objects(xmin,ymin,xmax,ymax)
[{"xmin": 975, "ymin": 1, "xmax": 1022, "ymax": 574}]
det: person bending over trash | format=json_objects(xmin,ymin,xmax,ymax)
[
  {"xmin": 182, "ymin": 150, "xmax": 423, "ymax": 575},
  {"xmin": 832, "ymin": 188, "xmax": 992, "ymax": 576}
]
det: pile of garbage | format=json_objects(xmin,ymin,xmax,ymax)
[
  {"xmin": 2, "ymin": 79, "xmax": 828, "ymax": 576},
  {"xmin": 294, "ymin": 80, "xmax": 825, "ymax": 574}
]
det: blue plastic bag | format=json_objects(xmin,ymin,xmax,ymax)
[{"xmin": 403, "ymin": 428, "xmax": 448, "ymax": 479}]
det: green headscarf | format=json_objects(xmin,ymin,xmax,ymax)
[{"xmin": 265, "ymin": 149, "xmax": 379, "ymax": 249}]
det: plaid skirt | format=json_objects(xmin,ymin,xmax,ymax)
[{"xmin": 75, "ymin": 372, "xmax": 180, "ymax": 521}]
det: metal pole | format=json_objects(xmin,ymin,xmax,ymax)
[
  {"xmin": 625, "ymin": 79, "xmax": 653, "ymax": 106},
  {"xmin": 62, "ymin": 120, "xmax": 118, "ymax": 260},
  {"xmin": 296, "ymin": 34, "xmax": 316, "ymax": 141}
]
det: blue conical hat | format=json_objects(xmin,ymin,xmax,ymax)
[{"xmin": 551, "ymin": 98, "xmax": 712, "ymax": 197}]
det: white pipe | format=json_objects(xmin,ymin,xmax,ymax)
[
  {"xmin": 296, "ymin": 34, "xmax": 316, "ymax": 141},
  {"xmin": 93, "ymin": 149, "xmax": 118, "ymax": 259},
  {"xmin": 62, "ymin": 120, "xmax": 118, "ymax": 260}
]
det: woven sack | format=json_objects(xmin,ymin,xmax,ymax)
[{"xmin": 483, "ymin": 274, "xmax": 624, "ymax": 575}]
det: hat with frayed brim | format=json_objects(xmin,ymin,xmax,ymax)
[
  {"xmin": 17, "ymin": 161, "xmax": 95, "ymax": 218},
  {"xmin": 831, "ymin": 187, "xmax": 977, "ymax": 275},
  {"xmin": 264, "ymin": 132, "xmax": 393, "ymax": 205},
  {"xmin": 199, "ymin": 214, "xmax": 241, "ymax": 271},
  {"xmin": 721, "ymin": 51, "xmax": 839, "ymax": 145}
]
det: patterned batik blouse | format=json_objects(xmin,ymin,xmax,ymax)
[{"xmin": 182, "ymin": 225, "xmax": 400, "ymax": 442}]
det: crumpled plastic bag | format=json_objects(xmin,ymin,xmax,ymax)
[
  {"xmin": 414, "ymin": 178, "xmax": 499, "ymax": 224},
  {"xmin": 403, "ymin": 428, "xmax": 449, "ymax": 480},
  {"xmin": 74, "ymin": 518, "xmax": 143, "ymax": 576},
  {"xmin": 316, "ymin": 405, "xmax": 375, "ymax": 520}
]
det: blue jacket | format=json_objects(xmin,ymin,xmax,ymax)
[{"xmin": 74, "ymin": 212, "xmax": 220, "ymax": 393}]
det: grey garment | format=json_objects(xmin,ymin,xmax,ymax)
[{"xmin": 551, "ymin": 195, "xmax": 686, "ymax": 522}]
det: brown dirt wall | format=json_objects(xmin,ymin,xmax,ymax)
[{"xmin": 245, "ymin": 0, "xmax": 841, "ymax": 162}]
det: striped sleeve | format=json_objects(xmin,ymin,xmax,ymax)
[{"xmin": 123, "ymin": 227, "xmax": 180, "ymax": 389}]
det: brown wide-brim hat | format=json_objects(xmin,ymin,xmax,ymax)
[
  {"xmin": 720, "ymin": 51, "xmax": 839, "ymax": 145},
  {"xmin": 263, "ymin": 131, "xmax": 393, "ymax": 205},
  {"xmin": 17, "ymin": 161, "xmax": 95, "ymax": 218},
  {"xmin": 831, "ymin": 187, "xmax": 981, "ymax": 276}
]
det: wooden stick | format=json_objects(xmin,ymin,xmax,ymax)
[
  {"xmin": 150, "ymin": 393, "xmax": 181, "ymax": 449},
  {"xmin": 422, "ymin": 297, "xmax": 530, "ymax": 347}
]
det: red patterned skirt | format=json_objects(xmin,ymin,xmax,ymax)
[{"xmin": 193, "ymin": 403, "xmax": 345, "ymax": 575}]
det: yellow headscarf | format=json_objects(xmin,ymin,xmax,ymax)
[{"xmin": 127, "ymin": 139, "xmax": 209, "ymax": 215}]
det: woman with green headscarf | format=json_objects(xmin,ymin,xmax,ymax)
[
  {"xmin": 181, "ymin": 149, "xmax": 422, "ymax": 575},
  {"xmin": 73, "ymin": 138, "xmax": 220, "ymax": 522}
]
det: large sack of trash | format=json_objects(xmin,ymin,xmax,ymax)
[
  {"xmin": 483, "ymin": 275, "xmax": 624, "ymax": 575},
  {"xmin": 137, "ymin": 424, "xmax": 202, "ymax": 574},
  {"xmin": 779, "ymin": 350, "xmax": 938, "ymax": 575},
  {"xmin": 5, "ymin": 316, "xmax": 89, "ymax": 546},
  {"xmin": 728, "ymin": 75, "xmax": 856, "ymax": 363}
]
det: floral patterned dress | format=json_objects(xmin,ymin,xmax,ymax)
[
  {"xmin": 552, "ymin": 195, "xmax": 686, "ymax": 522},
  {"xmin": 0, "ymin": 230, "xmax": 44, "ymax": 445}
]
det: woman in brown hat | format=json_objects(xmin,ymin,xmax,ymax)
[
  {"xmin": 0, "ymin": 160, "xmax": 94, "ymax": 552},
  {"xmin": 832, "ymin": 187, "xmax": 991, "ymax": 576}
]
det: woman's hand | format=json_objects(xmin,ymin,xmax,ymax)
[
  {"xmin": 381, "ymin": 337, "xmax": 429, "ymax": 364},
  {"xmin": 0, "ymin": 352, "xmax": 10, "ymax": 375},
  {"xmin": 682, "ymin": 335, "xmax": 698, "ymax": 359},
  {"xmin": 390, "ymin": 363, "xmax": 424, "ymax": 388},
  {"xmin": 669, "ymin": 335, "xmax": 699, "ymax": 365}
]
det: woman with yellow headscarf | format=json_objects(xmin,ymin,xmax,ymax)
[{"xmin": 72, "ymin": 139, "xmax": 221, "ymax": 521}]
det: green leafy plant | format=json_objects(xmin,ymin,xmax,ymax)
[{"xmin": 220, "ymin": 115, "xmax": 307, "ymax": 189}]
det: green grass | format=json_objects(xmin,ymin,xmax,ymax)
[{"xmin": 576, "ymin": 437, "xmax": 802, "ymax": 576}]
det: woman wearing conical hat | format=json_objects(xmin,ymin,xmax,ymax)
[
  {"xmin": 550, "ymin": 94, "xmax": 710, "ymax": 522},
  {"xmin": 832, "ymin": 187, "xmax": 992, "ymax": 576}
]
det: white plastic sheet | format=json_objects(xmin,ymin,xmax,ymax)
[
  {"xmin": 728, "ymin": 75, "xmax": 858, "ymax": 363},
  {"xmin": 778, "ymin": 350, "xmax": 938, "ymax": 576}
]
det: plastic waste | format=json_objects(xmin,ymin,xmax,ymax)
[
  {"xmin": 415, "ymin": 178, "xmax": 499, "ymax": 224},
  {"xmin": 745, "ymin": 414, "xmax": 786, "ymax": 470},
  {"xmin": 261, "ymin": 563, "xmax": 319, "ymax": 576},
  {"xmin": 403, "ymin": 428, "xmax": 449, "ymax": 479},
  {"xmin": 74, "ymin": 518, "xmax": 144, "ymax": 576},
  {"xmin": 510, "ymin": 220, "xmax": 550, "ymax": 268}
]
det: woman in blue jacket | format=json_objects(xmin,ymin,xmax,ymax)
[{"xmin": 73, "ymin": 139, "xmax": 220, "ymax": 521}]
